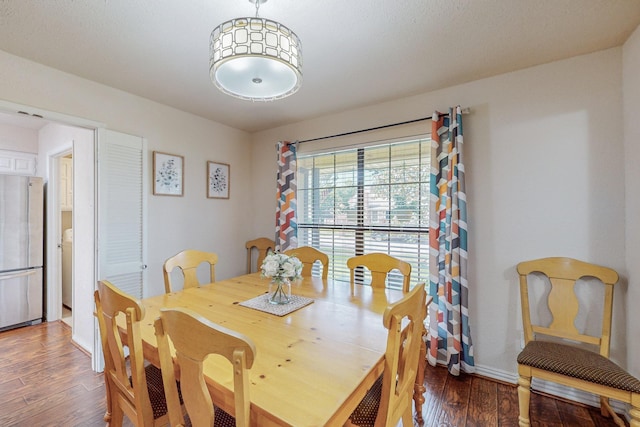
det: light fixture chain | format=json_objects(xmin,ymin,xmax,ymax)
[{"xmin": 255, "ymin": 0, "xmax": 260, "ymax": 18}]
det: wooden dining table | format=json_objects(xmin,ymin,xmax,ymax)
[{"xmin": 131, "ymin": 273, "xmax": 427, "ymax": 426}]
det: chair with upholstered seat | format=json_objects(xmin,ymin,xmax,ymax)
[
  {"xmin": 154, "ymin": 307, "xmax": 256, "ymax": 427},
  {"xmin": 245, "ymin": 237, "xmax": 275, "ymax": 273},
  {"xmin": 516, "ymin": 257, "xmax": 640, "ymax": 427},
  {"xmin": 347, "ymin": 253, "xmax": 411, "ymax": 292},
  {"xmin": 346, "ymin": 284, "xmax": 428, "ymax": 427},
  {"xmin": 95, "ymin": 280, "xmax": 173, "ymax": 427},
  {"xmin": 283, "ymin": 246, "xmax": 329, "ymax": 279},
  {"xmin": 163, "ymin": 249, "xmax": 218, "ymax": 293}
]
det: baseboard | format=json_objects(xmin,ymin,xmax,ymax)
[
  {"xmin": 471, "ymin": 363, "xmax": 631, "ymax": 423},
  {"xmin": 473, "ymin": 363, "xmax": 519, "ymax": 385},
  {"xmin": 71, "ymin": 333, "xmax": 93, "ymax": 355}
]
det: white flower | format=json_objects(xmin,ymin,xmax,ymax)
[
  {"xmin": 262, "ymin": 258, "xmax": 280, "ymax": 277},
  {"xmin": 260, "ymin": 251, "xmax": 302, "ymax": 282},
  {"xmin": 281, "ymin": 261, "xmax": 296, "ymax": 277}
]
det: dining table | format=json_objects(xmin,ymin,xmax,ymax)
[{"xmin": 130, "ymin": 273, "xmax": 427, "ymax": 426}]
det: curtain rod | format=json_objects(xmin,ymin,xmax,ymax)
[{"xmin": 295, "ymin": 107, "xmax": 470, "ymax": 145}]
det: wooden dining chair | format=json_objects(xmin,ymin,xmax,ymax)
[
  {"xmin": 94, "ymin": 280, "xmax": 172, "ymax": 427},
  {"xmin": 284, "ymin": 246, "xmax": 329, "ymax": 279},
  {"xmin": 347, "ymin": 252, "xmax": 411, "ymax": 292},
  {"xmin": 245, "ymin": 237, "xmax": 275, "ymax": 273},
  {"xmin": 346, "ymin": 284, "xmax": 428, "ymax": 427},
  {"xmin": 154, "ymin": 307, "xmax": 256, "ymax": 427},
  {"xmin": 163, "ymin": 249, "xmax": 218, "ymax": 293},
  {"xmin": 516, "ymin": 257, "xmax": 640, "ymax": 427}
]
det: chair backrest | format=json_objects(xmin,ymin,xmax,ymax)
[
  {"xmin": 163, "ymin": 249, "xmax": 218, "ymax": 293},
  {"xmin": 376, "ymin": 284, "xmax": 427, "ymax": 426},
  {"xmin": 347, "ymin": 253, "xmax": 411, "ymax": 292},
  {"xmin": 245, "ymin": 237, "xmax": 275, "ymax": 274},
  {"xmin": 95, "ymin": 280, "xmax": 154, "ymax": 426},
  {"xmin": 154, "ymin": 307, "xmax": 256, "ymax": 427},
  {"xmin": 283, "ymin": 246, "xmax": 329, "ymax": 279},
  {"xmin": 516, "ymin": 257, "xmax": 619, "ymax": 357}
]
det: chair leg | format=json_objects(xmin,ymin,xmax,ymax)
[
  {"xmin": 413, "ymin": 330, "xmax": 427, "ymax": 424},
  {"xmin": 630, "ymin": 398, "xmax": 640, "ymax": 427},
  {"xmin": 109, "ymin": 402, "xmax": 124, "ymax": 427},
  {"xmin": 599, "ymin": 396, "xmax": 627, "ymax": 427},
  {"xmin": 103, "ymin": 377, "xmax": 112, "ymax": 424},
  {"xmin": 517, "ymin": 374, "xmax": 532, "ymax": 427},
  {"xmin": 103, "ymin": 405, "xmax": 112, "ymax": 424},
  {"xmin": 106, "ymin": 384, "xmax": 124, "ymax": 427},
  {"xmin": 401, "ymin": 407, "xmax": 413, "ymax": 426},
  {"xmin": 600, "ymin": 396, "xmax": 610, "ymax": 417}
]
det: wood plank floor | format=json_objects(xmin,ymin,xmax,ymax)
[{"xmin": 0, "ymin": 321, "xmax": 626, "ymax": 426}]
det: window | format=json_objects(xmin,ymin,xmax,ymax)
[{"xmin": 297, "ymin": 137, "xmax": 430, "ymax": 289}]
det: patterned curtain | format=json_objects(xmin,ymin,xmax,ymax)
[
  {"xmin": 427, "ymin": 106, "xmax": 475, "ymax": 376},
  {"xmin": 275, "ymin": 141, "xmax": 298, "ymax": 252}
]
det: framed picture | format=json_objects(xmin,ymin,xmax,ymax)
[
  {"xmin": 153, "ymin": 151, "xmax": 184, "ymax": 196},
  {"xmin": 207, "ymin": 161, "xmax": 230, "ymax": 199}
]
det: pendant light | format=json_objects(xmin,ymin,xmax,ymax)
[{"xmin": 209, "ymin": 0, "xmax": 303, "ymax": 101}]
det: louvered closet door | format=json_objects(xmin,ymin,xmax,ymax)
[{"xmin": 97, "ymin": 129, "xmax": 148, "ymax": 299}]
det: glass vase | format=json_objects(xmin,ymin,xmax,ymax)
[{"xmin": 268, "ymin": 278, "xmax": 291, "ymax": 305}]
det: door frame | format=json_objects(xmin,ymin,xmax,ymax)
[{"xmin": 45, "ymin": 145, "xmax": 73, "ymax": 323}]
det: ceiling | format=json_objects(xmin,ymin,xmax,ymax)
[
  {"xmin": 0, "ymin": 111, "xmax": 50, "ymax": 130},
  {"xmin": 1, "ymin": 0, "xmax": 640, "ymax": 133}
]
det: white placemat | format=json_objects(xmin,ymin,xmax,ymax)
[{"xmin": 239, "ymin": 293, "xmax": 314, "ymax": 316}]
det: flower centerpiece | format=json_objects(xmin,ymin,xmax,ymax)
[{"xmin": 260, "ymin": 251, "xmax": 303, "ymax": 305}]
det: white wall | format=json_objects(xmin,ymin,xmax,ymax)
[
  {"xmin": 0, "ymin": 49, "xmax": 253, "ymax": 353},
  {"xmin": 623, "ymin": 25, "xmax": 640, "ymax": 379},
  {"xmin": 36, "ymin": 123, "xmax": 75, "ymax": 177},
  {"xmin": 0, "ymin": 122, "xmax": 38, "ymax": 152},
  {"xmin": 250, "ymin": 48, "xmax": 628, "ymax": 379}
]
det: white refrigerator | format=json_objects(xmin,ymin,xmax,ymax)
[{"xmin": 0, "ymin": 175, "xmax": 44, "ymax": 331}]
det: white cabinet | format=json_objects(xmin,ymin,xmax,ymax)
[
  {"xmin": 60, "ymin": 157, "xmax": 73, "ymax": 211},
  {"xmin": 0, "ymin": 149, "xmax": 37, "ymax": 176}
]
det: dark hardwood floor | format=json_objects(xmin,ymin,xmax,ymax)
[
  {"xmin": 422, "ymin": 363, "xmax": 626, "ymax": 427},
  {"xmin": 0, "ymin": 321, "xmax": 107, "ymax": 426},
  {"xmin": 0, "ymin": 321, "xmax": 626, "ymax": 426}
]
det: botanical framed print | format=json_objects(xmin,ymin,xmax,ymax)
[
  {"xmin": 207, "ymin": 161, "xmax": 230, "ymax": 199},
  {"xmin": 153, "ymin": 151, "xmax": 184, "ymax": 196}
]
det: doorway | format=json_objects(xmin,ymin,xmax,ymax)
[
  {"xmin": 59, "ymin": 153, "xmax": 73, "ymax": 327},
  {"xmin": 40, "ymin": 123, "xmax": 95, "ymax": 355},
  {"xmin": 0, "ymin": 99, "xmax": 146, "ymax": 370},
  {"xmin": 45, "ymin": 143, "xmax": 73, "ymax": 326}
]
